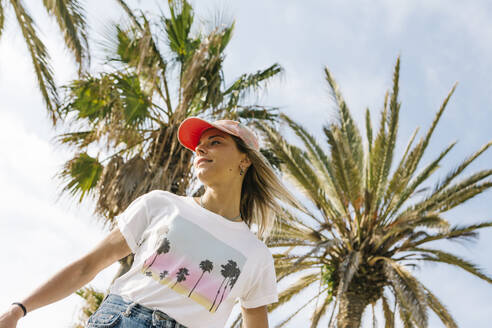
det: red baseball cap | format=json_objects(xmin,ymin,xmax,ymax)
[{"xmin": 178, "ymin": 117, "xmax": 259, "ymax": 152}]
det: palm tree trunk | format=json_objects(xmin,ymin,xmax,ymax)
[
  {"xmin": 209, "ymin": 278, "xmax": 227, "ymax": 312},
  {"xmin": 214, "ymin": 284, "xmax": 229, "ymax": 312},
  {"xmin": 336, "ymin": 291, "xmax": 370, "ymax": 328},
  {"xmin": 143, "ymin": 253, "xmax": 159, "ymax": 271},
  {"xmin": 188, "ymin": 272, "xmax": 205, "ymax": 297}
]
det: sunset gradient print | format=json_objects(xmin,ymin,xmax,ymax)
[{"xmin": 140, "ymin": 216, "xmax": 246, "ymax": 312}]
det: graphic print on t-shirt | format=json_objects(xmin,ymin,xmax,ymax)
[{"xmin": 140, "ymin": 216, "xmax": 246, "ymax": 313}]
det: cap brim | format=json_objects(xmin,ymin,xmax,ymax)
[{"xmin": 178, "ymin": 117, "xmax": 216, "ymax": 151}]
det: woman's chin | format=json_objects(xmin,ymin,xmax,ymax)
[{"xmin": 196, "ymin": 168, "xmax": 213, "ymax": 180}]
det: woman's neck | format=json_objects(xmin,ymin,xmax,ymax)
[{"xmin": 196, "ymin": 187, "xmax": 242, "ymax": 221}]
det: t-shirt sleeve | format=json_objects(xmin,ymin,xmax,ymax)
[
  {"xmin": 240, "ymin": 252, "xmax": 278, "ymax": 308},
  {"xmin": 115, "ymin": 192, "xmax": 150, "ymax": 254}
]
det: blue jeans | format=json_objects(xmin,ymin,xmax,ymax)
[{"xmin": 87, "ymin": 294, "xmax": 187, "ymax": 328}]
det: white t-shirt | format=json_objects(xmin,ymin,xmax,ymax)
[{"xmin": 108, "ymin": 190, "xmax": 278, "ymax": 328}]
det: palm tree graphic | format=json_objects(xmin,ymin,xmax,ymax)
[
  {"xmin": 172, "ymin": 267, "xmax": 190, "ymax": 289},
  {"xmin": 209, "ymin": 260, "xmax": 238, "ymax": 312},
  {"xmin": 143, "ymin": 237, "xmax": 170, "ymax": 271},
  {"xmin": 188, "ymin": 260, "xmax": 214, "ymax": 297},
  {"xmin": 159, "ymin": 270, "xmax": 169, "ymax": 280},
  {"xmin": 215, "ymin": 266, "xmax": 240, "ymax": 311}
]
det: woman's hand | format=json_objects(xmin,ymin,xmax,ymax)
[
  {"xmin": 0, "ymin": 305, "xmax": 23, "ymax": 328},
  {"xmin": 0, "ymin": 227, "xmax": 131, "ymax": 328}
]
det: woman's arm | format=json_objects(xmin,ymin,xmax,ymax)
[
  {"xmin": 241, "ymin": 305, "xmax": 269, "ymax": 328},
  {"xmin": 0, "ymin": 227, "xmax": 131, "ymax": 326}
]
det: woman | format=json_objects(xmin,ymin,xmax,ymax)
[{"xmin": 0, "ymin": 117, "xmax": 301, "ymax": 328}]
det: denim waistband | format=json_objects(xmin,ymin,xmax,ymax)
[{"xmin": 101, "ymin": 293, "xmax": 187, "ymax": 327}]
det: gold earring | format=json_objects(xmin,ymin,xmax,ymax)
[{"xmin": 239, "ymin": 167, "xmax": 245, "ymax": 176}]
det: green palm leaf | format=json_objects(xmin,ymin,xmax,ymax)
[
  {"xmin": 42, "ymin": 0, "xmax": 89, "ymax": 71},
  {"xmin": 0, "ymin": 3, "xmax": 4, "ymax": 37},
  {"xmin": 269, "ymin": 273, "xmax": 319, "ymax": 312},
  {"xmin": 59, "ymin": 152, "xmax": 102, "ymax": 202},
  {"xmin": 10, "ymin": 0, "xmax": 59, "ymax": 121},
  {"xmin": 382, "ymin": 259, "xmax": 427, "ymax": 327},
  {"xmin": 413, "ymin": 247, "xmax": 492, "ymax": 283},
  {"xmin": 421, "ymin": 286, "xmax": 457, "ymax": 328}
]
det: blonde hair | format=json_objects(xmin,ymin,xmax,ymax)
[{"xmin": 230, "ymin": 136, "xmax": 304, "ymax": 241}]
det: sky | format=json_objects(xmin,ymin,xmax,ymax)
[{"xmin": 1, "ymin": 0, "xmax": 491, "ymax": 327}]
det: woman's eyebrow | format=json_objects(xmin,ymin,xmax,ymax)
[{"xmin": 197, "ymin": 134, "xmax": 225, "ymax": 146}]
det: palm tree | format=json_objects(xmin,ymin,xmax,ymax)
[
  {"xmin": 159, "ymin": 270, "xmax": 169, "ymax": 280},
  {"xmin": 188, "ymin": 259, "xmax": 214, "ymax": 297},
  {"xmin": 71, "ymin": 286, "xmax": 104, "ymax": 328},
  {"xmin": 59, "ymin": 0, "xmax": 280, "ymax": 279},
  {"xmin": 58, "ymin": 1, "xmax": 281, "ymax": 325},
  {"xmin": 210, "ymin": 260, "xmax": 238, "ymax": 312},
  {"xmin": 0, "ymin": 0, "xmax": 89, "ymax": 123},
  {"xmin": 248, "ymin": 57, "xmax": 492, "ymax": 328},
  {"xmin": 172, "ymin": 267, "xmax": 190, "ymax": 289},
  {"xmin": 143, "ymin": 237, "xmax": 170, "ymax": 271},
  {"xmin": 215, "ymin": 266, "xmax": 240, "ymax": 311}
]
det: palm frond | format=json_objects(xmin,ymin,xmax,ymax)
[
  {"xmin": 377, "ymin": 213, "xmax": 450, "ymax": 252},
  {"xmin": 381, "ymin": 294, "xmax": 395, "ymax": 328},
  {"xmin": 324, "ymin": 66, "xmax": 364, "ymax": 175},
  {"xmin": 10, "ymin": 0, "xmax": 59, "ymax": 122},
  {"xmin": 164, "ymin": 0, "xmax": 199, "ymax": 64},
  {"xmin": 383, "ymin": 259, "xmax": 428, "ymax": 327},
  {"xmin": 257, "ymin": 122, "xmax": 331, "ymax": 226},
  {"xmin": 72, "ymin": 286, "xmax": 105, "ymax": 327},
  {"xmin": 58, "ymin": 152, "xmax": 103, "ymax": 202},
  {"xmin": 270, "ymin": 213, "xmax": 324, "ymax": 243},
  {"xmin": 383, "ymin": 141, "xmax": 456, "ymax": 224},
  {"xmin": 407, "ymin": 221, "xmax": 492, "ymax": 247},
  {"xmin": 422, "ymin": 285, "xmax": 457, "ymax": 328},
  {"xmin": 291, "ymin": 240, "xmax": 334, "ymax": 268},
  {"xmin": 397, "ymin": 303, "xmax": 414, "ymax": 328},
  {"xmin": 0, "ymin": 2, "xmax": 5, "ymax": 38},
  {"xmin": 420, "ymin": 179, "xmax": 492, "ymax": 215},
  {"xmin": 269, "ymin": 273, "xmax": 319, "ymax": 312},
  {"xmin": 235, "ymin": 105, "xmax": 279, "ymax": 121},
  {"xmin": 310, "ymin": 290, "xmax": 333, "ymax": 328},
  {"xmin": 370, "ymin": 58, "xmax": 401, "ymax": 216},
  {"xmin": 54, "ymin": 130, "xmax": 96, "ymax": 149},
  {"xmin": 280, "ymin": 113, "xmax": 345, "ymax": 220},
  {"xmin": 177, "ymin": 29, "xmax": 224, "ymax": 118},
  {"xmin": 412, "ymin": 247, "xmax": 492, "ymax": 283},
  {"xmin": 115, "ymin": 0, "xmax": 142, "ymax": 30},
  {"xmin": 365, "ymin": 108, "xmax": 373, "ymax": 153},
  {"xmin": 275, "ymin": 260, "xmax": 321, "ymax": 283},
  {"xmin": 42, "ymin": 0, "xmax": 89, "ymax": 71},
  {"xmin": 433, "ymin": 140, "xmax": 492, "ymax": 194},
  {"xmin": 382, "ymin": 126, "xmax": 420, "ymax": 216},
  {"xmin": 275, "ymin": 288, "xmax": 330, "ymax": 328},
  {"xmin": 324, "ymin": 125, "xmax": 363, "ymax": 220},
  {"xmin": 224, "ymin": 63, "xmax": 283, "ymax": 109},
  {"xmin": 385, "ymin": 83, "xmax": 457, "ymax": 219}
]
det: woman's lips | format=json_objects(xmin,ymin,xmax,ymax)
[{"xmin": 196, "ymin": 158, "xmax": 212, "ymax": 166}]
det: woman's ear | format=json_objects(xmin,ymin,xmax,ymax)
[{"xmin": 241, "ymin": 155, "xmax": 252, "ymax": 169}]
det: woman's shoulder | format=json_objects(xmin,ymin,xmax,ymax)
[
  {"xmin": 141, "ymin": 189, "xmax": 186, "ymax": 208},
  {"xmin": 239, "ymin": 229, "xmax": 274, "ymax": 261},
  {"xmin": 143, "ymin": 189, "xmax": 186, "ymax": 201}
]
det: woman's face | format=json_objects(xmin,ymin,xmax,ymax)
[{"xmin": 193, "ymin": 128, "xmax": 250, "ymax": 186}]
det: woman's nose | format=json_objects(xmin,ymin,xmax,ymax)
[{"xmin": 195, "ymin": 143, "xmax": 206, "ymax": 154}]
